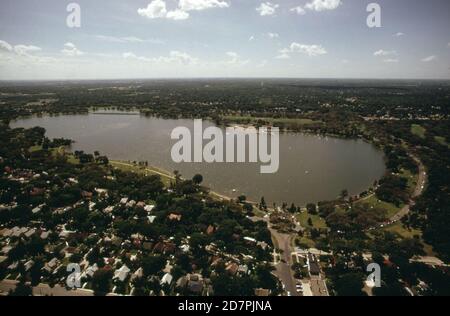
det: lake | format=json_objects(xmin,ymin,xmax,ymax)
[{"xmin": 11, "ymin": 112, "xmax": 386, "ymax": 206}]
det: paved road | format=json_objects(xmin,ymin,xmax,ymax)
[
  {"xmin": 251, "ymin": 215, "xmax": 298, "ymax": 296},
  {"xmin": 390, "ymin": 155, "xmax": 427, "ymax": 222},
  {"xmin": 309, "ymin": 277, "xmax": 329, "ymax": 296},
  {"xmin": 268, "ymin": 226, "xmax": 298, "ymax": 296}
]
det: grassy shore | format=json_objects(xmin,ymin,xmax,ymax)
[
  {"xmin": 221, "ymin": 115, "xmax": 322, "ymax": 128},
  {"xmin": 109, "ymin": 160, "xmax": 174, "ymax": 186}
]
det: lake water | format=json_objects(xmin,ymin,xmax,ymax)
[{"xmin": 11, "ymin": 112, "xmax": 386, "ymax": 206}]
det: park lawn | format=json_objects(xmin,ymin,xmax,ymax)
[
  {"xmin": 51, "ymin": 147, "xmax": 79, "ymax": 164},
  {"xmin": 110, "ymin": 160, "xmax": 173, "ymax": 186},
  {"xmin": 297, "ymin": 211, "xmax": 327, "ymax": 229},
  {"xmin": 356, "ymin": 195, "xmax": 402, "ymax": 219},
  {"xmin": 295, "ymin": 236, "xmax": 316, "ymax": 249},
  {"xmin": 411, "ymin": 124, "xmax": 426, "ymax": 139},
  {"xmin": 384, "ymin": 222, "xmax": 421, "ymax": 239},
  {"xmin": 29, "ymin": 145, "xmax": 43, "ymax": 152},
  {"xmin": 381, "ymin": 223, "xmax": 435, "ymax": 256},
  {"xmin": 434, "ymin": 136, "xmax": 449, "ymax": 147},
  {"xmin": 222, "ymin": 115, "xmax": 322, "ymax": 127},
  {"xmin": 399, "ymin": 168, "xmax": 418, "ymax": 195}
]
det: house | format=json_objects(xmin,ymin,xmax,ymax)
[
  {"xmin": 120, "ymin": 198, "xmax": 128, "ymax": 205},
  {"xmin": 144, "ymin": 205, "xmax": 155, "ymax": 213},
  {"xmin": 81, "ymin": 191, "xmax": 93, "ymax": 199},
  {"xmin": 43, "ymin": 258, "xmax": 59, "ymax": 273},
  {"xmin": 40, "ymin": 231, "xmax": 50, "ymax": 239},
  {"xmin": 131, "ymin": 268, "xmax": 144, "ymax": 281},
  {"xmin": 95, "ymin": 188, "xmax": 108, "ymax": 197},
  {"xmin": 136, "ymin": 201, "xmax": 146, "ymax": 208},
  {"xmin": 176, "ymin": 276, "xmax": 188, "ymax": 289},
  {"xmin": 238, "ymin": 265, "xmax": 249, "ymax": 275},
  {"xmin": 168, "ymin": 213, "xmax": 182, "ymax": 221},
  {"xmin": 104, "ymin": 206, "xmax": 114, "ymax": 214},
  {"xmin": 180, "ymin": 244, "xmax": 190, "ymax": 253},
  {"xmin": 11, "ymin": 227, "xmax": 28, "ymax": 238},
  {"xmin": 187, "ymin": 274, "xmax": 204, "ymax": 294},
  {"xmin": 163, "ymin": 261, "xmax": 173, "ymax": 274},
  {"xmin": 30, "ymin": 187, "xmax": 45, "ymax": 196},
  {"xmin": 148, "ymin": 216, "xmax": 156, "ymax": 223},
  {"xmin": 32, "ymin": 205, "xmax": 43, "ymax": 214},
  {"xmin": 113, "ymin": 265, "xmax": 131, "ymax": 282},
  {"xmin": 225, "ymin": 262, "xmax": 239, "ymax": 275},
  {"xmin": 255, "ymin": 288, "xmax": 270, "ymax": 296},
  {"xmin": 24, "ymin": 228, "xmax": 36, "ymax": 238},
  {"xmin": 243, "ymin": 236, "xmax": 257, "ymax": 244},
  {"xmin": 82, "ymin": 264, "xmax": 98, "ymax": 278},
  {"xmin": 111, "ymin": 236, "xmax": 123, "ymax": 247},
  {"xmin": 1, "ymin": 246, "xmax": 12, "ymax": 255},
  {"xmin": 24, "ymin": 260, "xmax": 34, "ymax": 271},
  {"xmin": 206, "ymin": 225, "xmax": 215, "ymax": 235},
  {"xmin": 161, "ymin": 273, "xmax": 173, "ymax": 285},
  {"xmin": 8, "ymin": 261, "xmax": 18, "ymax": 270},
  {"xmin": 89, "ymin": 202, "xmax": 96, "ymax": 211},
  {"xmin": 126, "ymin": 200, "xmax": 136, "ymax": 208},
  {"xmin": 257, "ymin": 241, "xmax": 269, "ymax": 250},
  {"xmin": 0, "ymin": 228, "xmax": 12, "ymax": 238}
]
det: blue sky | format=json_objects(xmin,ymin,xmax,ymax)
[{"xmin": 0, "ymin": 0, "xmax": 449, "ymax": 80}]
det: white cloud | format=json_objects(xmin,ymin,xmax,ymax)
[
  {"xmin": 256, "ymin": 2, "xmax": 279, "ymax": 16},
  {"xmin": 305, "ymin": 0, "xmax": 341, "ymax": 12},
  {"xmin": 266, "ymin": 32, "xmax": 279, "ymax": 39},
  {"xmin": 276, "ymin": 51, "xmax": 291, "ymax": 59},
  {"xmin": 421, "ymin": 55, "xmax": 436, "ymax": 62},
  {"xmin": 225, "ymin": 51, "xmax": 249, "ymax": 66},
  {"xmin": 14, "ymin": 45, "xmax": 41, "ymax": 56},
  {"xmin": 447, "ymin": 42, "xmax": 450, "ymax": 48},
  {"xmin": 61, "ymin": 42, "xmax": 83, "ymax": 57},
  {"xmin": 0, "ymin": 40, "xmax": 13, "ymax": 52},
  {"xmin": 95, "ymin": 35, "xmax": 164, "ymax": 44},
  {"xmin": 166, "ymin": 9, "xmax": 190, "ymax": 20},
  {"xmin": 290, "ymin": 6, "xmax": 306, "ymax": 15},
  {"xmin": 394, "ymin": 32, "xmax": 405, "ymax": 37},
  {"xmin": 257, "ymin": 59, "xmax": 268, "ymax": 68},
  {"xmin": 178, "ymin": 0, "xmax": 229, "ymax": 11},
  {"xmin": 138, "ymin": 0, "xmax": 228, "ymax": 20},
  {"xmin": 374, "ymin": 49, "xmax": 397, "ymax": 57},
  {"xmin": 249, "ymin": 36, "xmax": 255, "ymax": 41},
  {"xmin": 383, "ymin": 58, "xmax": 399, "ymax": 63},
  {"xmin": 277, "ymin": 43, "xmax": 327, "ymax": 58},
  {"xmin": 124, "ymin": 50, "xmax": 198, "ymax": 65},
  {"xmin": 138, "ymin": 0, "xmax": 168, "ymax": 19}
]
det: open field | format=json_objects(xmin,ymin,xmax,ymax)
[
  {"xmin": 297, "ymin": 212, "xmax": 328, "ymax": 229},
  {"xmin": 434, "ymin": 136, "xmax": 449, "ymax": 147},
  {"xmin": 356, "ymin": 195, "xmax": 402, "ymax": 219},
  {"xmin": 411, "ymin": 124, "xmax": 426, "ymax": 139},
  {"xmin": 110, "ymin": 160, "xmax": 174, "ymax": 186}
]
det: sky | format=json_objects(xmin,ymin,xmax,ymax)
[{"xmin": 0, "ymin": 0, "xmax": 449, "ymax": 80}]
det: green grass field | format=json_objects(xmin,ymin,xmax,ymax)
[
  {"xmin": 356, "ymin": 195, "xmax": 402, "ymax": 218},
  {"xmin": 434, "ymin": 136, "xmax": 449, "ymax": 147},
  {"xmin": 411, "ymin": 124, "xmax": 426, "ymax": 139},
  {"xmin": 297, "ymin": 211, "xmax": 328, "ymax": 229},
  {"xmin": 110, "ymin": 161, "xmax": 174, "ymax": 186}
]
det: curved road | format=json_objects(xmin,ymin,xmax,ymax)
[{"xmin": 390, "ymin": 154, "xmax": 427, "ymax": 222}]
